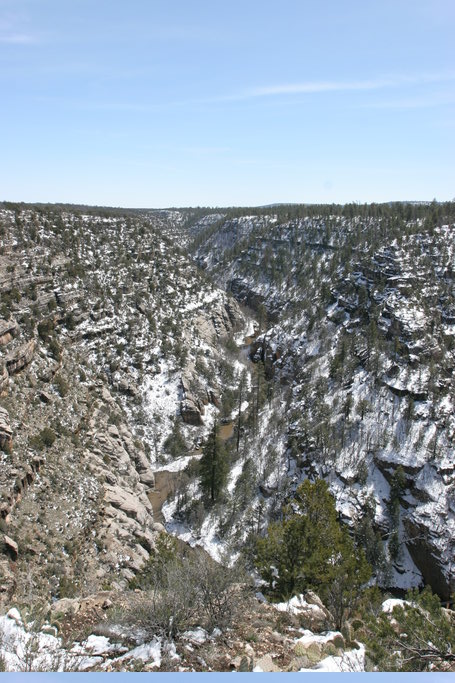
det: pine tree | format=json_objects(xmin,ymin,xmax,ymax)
[
  {"xmin": 255, "ymin": 479, "xmax": 371, "ymax": 626},
  {"xmin": 366, "ymin": 587, "xmax": 455, "ymax": 671},
  {"xmin": 199, "ymin": 422, "xmax": 230, "ymax": 503}
]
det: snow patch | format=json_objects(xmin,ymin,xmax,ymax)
[{"xmin": 299, "ymin": 644, "xmax": 365, "ymax": 672}]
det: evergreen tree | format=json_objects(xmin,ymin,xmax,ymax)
[
  {"xmin": 199, "ymin": 422, "xmax": 230, "ymax": 503},
  {"xmin": 255, "ymin": 479, "xmax": 371, "ymax": 626},
  {"xmin": 163, "ymin": 419, "xmax": 187, "ymax": 458},
  {"xmin": 365, "ymin": 587, "xmax": 455, "ymax": 671}
]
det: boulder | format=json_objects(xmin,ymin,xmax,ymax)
[
  {"xmin": 294, "ymin": 641, "xmax": 323, "ymax": 663},
  {"xmin": 39, "ymin": 390, "xmax": 53, "ymax": 404},
  {"xmin": 152, "ymin": 522, "xmax": 165, "ymax": 533},
  {"xmin": 117, "ymin": 378, "xmax": 139, "ymax": 397},
  {"xmin": 0, "ymin": 558, "xmax": 16, "ymax": 604},
  {"xmin": 6, "ymin": 340, "xmax": 36, "ymax": 375},
  {"xmin": 3, "ymin": 535, "xmax": 18, "ymax": 561},
  {"xmin": 254, "ymin": 654, "xmax": 280, "ymax": 672},
  {"xmin": 181, "ymin": 396, "xmax": 203, "ymax": 425},
  {"xmin": 104, "ymin": 484, "xmax": 152, "ymax": 526},
  {"xmin": 0, "ymin": 407, "xmax": 13, "ymax": 452},
  {"xmin": 0, "ymin": 364, "xmax": 8, "ymax": 395},
  {"xmin": 304, "ymin": 590, "xmax": 329, "ymax": 612},
  {"xmin": 51, "ymin": 592, "xmax": 113, "ymax": 619},
  {"xmin": 50, "ymin": 597, "xmax": 81, "ymax": 617},
  {"xmin": 287, "ymin": 656, "xmax": 312, "ymax": 672},
  {"xmin": 79, "ymin": 591, "xmax": 114, "ymax": 612},
  {"xmin": 133, "ymin": 451, "xmax": 155, "ymax": 489},
  {"xmin": 0, "ymin": 319, "xmax": 18, "ymax": 346}
]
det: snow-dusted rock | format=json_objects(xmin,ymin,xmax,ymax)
[
  {"xmin": 182, "ymin": 627, "xmax": 209, "ymax": 644},
  {"xmin": 272, "ymin": 593, "xmax": 332, "ymax": 630},
  {"xmin": 6, "ymin": 607, "xmax": 21, "ymax": 623}
]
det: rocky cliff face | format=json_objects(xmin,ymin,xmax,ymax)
[
  {"xmin": 0, "ymin": 205, "xmax": 245, "ymax": 606},
  {"xmin": 3, "ymin": 200, "xmax": 455, "ymax": 609},
  {"xmin": 187, "ymin": 203, "xmax": 455, "ymax": 598}
]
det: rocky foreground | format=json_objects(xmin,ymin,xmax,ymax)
[{"xmin": 0, "ymin": 589, "xmax": 366, "ymax": 672}]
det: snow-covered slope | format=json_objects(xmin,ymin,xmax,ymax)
[{"xmin": 187, "ymin": 202, "xmax": 455, "ymax": 598}]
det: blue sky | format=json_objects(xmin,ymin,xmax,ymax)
[{"xmin": 0, "ymin": 0, "xmax": 454, "ymax": 207}]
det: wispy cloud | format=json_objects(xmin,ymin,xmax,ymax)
[
  {"xmin": 247, "ymin": 78, "xmax": 397, "ymax": 97},
  {"xmin": 230, "ymin": 72, "xmax": 455, "ymax": 101},
  {"xmin": 45, "ymin": 71, "xmax": 455, "ymax": 116}
]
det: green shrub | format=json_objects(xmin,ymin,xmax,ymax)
[
  {"xmin": 54, "ymin": 374, "xmax": 69, "ymax": 397},
  {"xmin": 48, "ymin": 337, "xmax": 61, "ymax": 361},
  {"xmin": 30, "ymin": 427, "xmax": 56, "ymax": 450},
  {"xmin": 38, "ymin": 319, "xmax": 54, "ymax": 340},
  {"xmin": 41, "ymin": 427, "xmax": 56, "ymax": 447}
]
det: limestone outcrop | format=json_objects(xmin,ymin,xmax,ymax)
[
  {"xmin": 0, "ymin": 364, "xmax": 8, "ymax": 395},
  {"xmin": 0, "ymin": 407, "xmax": 12, "ymax": 452},
  {"xmin": 0, "ymin": 319, "xmax": 18, "ymax": 346},
  {"xmin": 195, "ymin": 297, "xmax": 244, "ymax": 345},
  {"xmin": 6, "ymin": 340, "xmax": 35, "ymax": 375}
]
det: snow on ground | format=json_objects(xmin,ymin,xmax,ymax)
[
  {"xmin": 163, "ymin": 505, "xmax": 224, "ymax": 563},
  {"xmin": 0, "ymin": 610, "xmax": 102, "ymax": 672},
  {"xmin": 182, "ymin": 628, "xmax": 208, "ymax": 644},
  {"xmin": 0, "ymin": 615, "xmax": 169, "ymax": 672},
  {"xmin": 393, "ymin": 303, "xmax": 427, "ymax": 335},
  {"xmin": 154, "ymin": 452, "xmax": 202, "ymax": 473},
  {"xmin": 388, "ymin": 538, "xmax": 423, "ymax": 590},
  {"xmin": 181, "ymin": 289, "xmax": 219, "ymax": 313},
  {"xmin": 298, "ymin": 644, "xmax": 365, "ymax": 672},
  {"xmin": 367, "ymin": 467, "xmax": 391, "ymax": 522},
  {"xmin": 382, "ymin": 598, "xmax": 407, "ymax": 613},
  {"xmin": 439, "ymin": 395, "xmax": 453, "ymax": 417},
  {"xmin": 227, "ymin": 458, "xmax": 244, "ymax": 494},
  {"xmin": 272, "ymin": 595, "xmax": 324, "ymax": 617},
  {"xmin": 71, "ymin": 634, "xmax": 121, "ymax": 657},
  {"xmin": 142, "ymin": 360, "xmax": 181, "ymax": 454},
  {"xmin": 109, "ymin": 638, "xmax": 162, "ymax": 668},
  {"xmin": 296, "ymin": 630, "xmax": 345, "ymax": 646}
]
